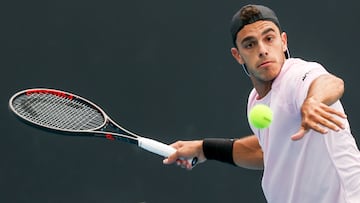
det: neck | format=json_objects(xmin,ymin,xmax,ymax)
[{"xmin": 252, "ymin": 79, "xmax": 273, "ymax": 99}]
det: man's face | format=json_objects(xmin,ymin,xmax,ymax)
[{"xmin": 232, "ymin": 20, "xmax": 287, "ymax": 83}]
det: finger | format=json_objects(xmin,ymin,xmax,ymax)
[
  {"xmin": 316, "ymin": 107, "xmax": 345, "ymax": 130},
  {"xmin": 317, "ymin": 116, "xmax": 341, "ymax": 132},
  {"xmin": 163, "ymin": 152, "xmax": 178, "ymax": 165},
  {"xmin": 303, "ymin": 111, "xmax": 331, "ymax": 134},
  {"xmin": 311, "ymin": 123, "xmax": 329, "ymax": 134},
  {"xmin": 304, "ymin": 116, "xmax": 329, "ymax": 134},
  {"xmin": 162, "ymin": 158, "xmax": 171, "ymax": 165},
  {"xmin": 168, "ymin": 141, "xmax": 182, "ymax": 149},
  {"xmin": 321, "ymin": 113, "xmax": 345, "ymax": 130},
  {"xmin": 291, "ymin": 127, "xmax": 308, "ymax": 141},
  {"xmin": 178, "ymin": 159, "xmax": 193, "ymax": 170},
  {"xmin": 186, "ymin": 162, "xmax": 193, "ymax": 170},
  {"xmin": 175, "ymin": 159, "xmax": 193, "ymax": 170},
  {"xmin": 321, "ymin": 105, "xmax": 347, "ymax": 119},
  {"xmin": 291, "ymin": 125, "xmax": 328, "ymax": 140}
]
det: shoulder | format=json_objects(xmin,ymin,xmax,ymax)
[
  {"xmin": 274, "ymin": 58, "xmax": 328, "ymax": 87},
  {"xmin": 283, "ymin": 58, "xmax": 325, "ymax": 73}
]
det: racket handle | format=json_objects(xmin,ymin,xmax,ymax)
[{"xmin": 138, "ymin": 137, "xmax": 198, "ymax": 167}]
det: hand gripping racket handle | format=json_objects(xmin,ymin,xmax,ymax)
[{"xmin": 138, "ymin": 137, "xmax": 198, "ymax": 167}]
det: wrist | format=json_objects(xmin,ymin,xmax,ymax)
[{"xmin": 202, "ymin": 138, "xmax": 236, "ymax": 165}]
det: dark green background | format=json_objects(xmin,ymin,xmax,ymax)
[{"xmin": 1, "ymin": 0, "xmax": 359, "ymax": 202}]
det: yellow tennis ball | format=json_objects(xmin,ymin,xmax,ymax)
[{"xmin": 249, "ymin": 104, "xmax": 273, "ymax": 129}]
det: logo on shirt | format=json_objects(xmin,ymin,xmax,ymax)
[{"xmin": 302, "ymin": 70, "xmax": 312, "ymax": 81}]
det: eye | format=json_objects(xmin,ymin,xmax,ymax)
[
  {"xmin": 244, "ymin": 41, "xmax": 256, "ymax": 49},
  {"xmin": 266, "ymin": 35, "xmax": 274, "ymax": 42},
  {"xmin": 245, "ymin": 43, "xmax": 253, "ymax": 49}
]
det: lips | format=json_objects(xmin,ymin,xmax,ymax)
[{"xmin": 258, "ymin": 61, "xmax": 272, "ymax": 68}]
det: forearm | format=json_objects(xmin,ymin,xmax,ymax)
[
  {"xmin": 232, "ymin": 135, "xmax": 264, "ymax": 170},
  {"xmin": 203, "ymin": 135, "xmax": 264, "ymax": 170},
  {"xmin": 165, "ymin": 135, "xmax": 264, "ymax": 170},
  {"xmin": 306, "ymin": 74, "xmax": 344, "ymax": 105}
]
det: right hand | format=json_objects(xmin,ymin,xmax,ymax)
[
  {"xmin": 291, "ymin": 97, "xmax": 347, "ymax": 141},
  {"xmin": 163, "ymin": 140, "xmax": 206, "ymax": 170}
]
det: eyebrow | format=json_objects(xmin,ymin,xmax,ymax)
[{"xmin": 240, "ymin": 28, "xmax": 276, "ymax": 45}]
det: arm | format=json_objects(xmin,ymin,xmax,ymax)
[
  {"xmin": 291, "ymin": 74, "xmax": 347, "ymax": 140},
  {"xmin": 163, "ymin": 135, "xmax": 263, "ymax": 170},
  {"xmin": 233, "ymin": 135, "xmax": 263, "ymax": 169}
]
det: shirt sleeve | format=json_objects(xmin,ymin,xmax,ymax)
[{"xmin": 293, "ymin": 62, "xmax": 329, "ymax": 110}]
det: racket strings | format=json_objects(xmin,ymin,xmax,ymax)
[{"xmin": 12, "ymin": 93, "xmax": 105, "ymax": 131}]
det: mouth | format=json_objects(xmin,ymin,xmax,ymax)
[{"xmin": 257, "ymin": 61, "xmax": 272, "ymax": 68}]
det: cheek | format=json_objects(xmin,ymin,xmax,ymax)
[
  {"xmin": 273, "ymin": 43, "xmax": 286, "ymax": 59},
  {"xmin": 240, "ymin": 51, "xmax": 256, "ymax": 64}
]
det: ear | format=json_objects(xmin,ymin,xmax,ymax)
[
  {"xmin": 231, "ymin": 47, "xmax": 245, "ymax": 64},
  {"xmin": 281, "ymin": 32, "xmax": 288, "ymax": 52}
]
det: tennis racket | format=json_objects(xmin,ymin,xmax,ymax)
[{"xmin": 9, "ymin": 88, "xmax": 198, "ymax": 167}]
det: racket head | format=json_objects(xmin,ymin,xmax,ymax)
[{"xmin": 9, "ymin": 88, "xmax": 108, "ymax": 134}]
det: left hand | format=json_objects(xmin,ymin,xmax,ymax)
[{"xmin": 291, "ymin": 97, "xmax": 347, "ymax": 141}]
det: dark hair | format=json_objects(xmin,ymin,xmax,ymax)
[
  {"xmin": 240, "ymin": 5, "xmax": 263, "ymax": 22},
  {"xmin": 230, "ymin": 5, "xmax": 281, "ymax": 48}
]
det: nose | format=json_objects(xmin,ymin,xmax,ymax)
[{"xmin": 258, "ymin": 43, "xmax": 268, "ymax": 58}]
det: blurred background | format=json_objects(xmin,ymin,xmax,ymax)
[{"xmin": 1, "ymin": 0, "xmax": 359, "ymax": 202}]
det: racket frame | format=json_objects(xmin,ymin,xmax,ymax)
[
  {"xmin": 9, "ymin": 88, "xmax": 140, "ymax": 144},
  {"xmin": 9, "ymin": 88, "xmax": 198, "ymax": 166}
]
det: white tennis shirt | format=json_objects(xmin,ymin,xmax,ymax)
[{"xmin": 248, "ymin": 58, "xmax": 360, "ymax": 203}]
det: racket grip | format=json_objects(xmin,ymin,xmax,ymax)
[{"xmin": 138, "ymin": 137, "xmax": 197, "ymax": 167}]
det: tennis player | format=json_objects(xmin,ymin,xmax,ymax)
[{"xmin": 164, "ymin": 4, "xmax": 360, "ymax": 203}]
